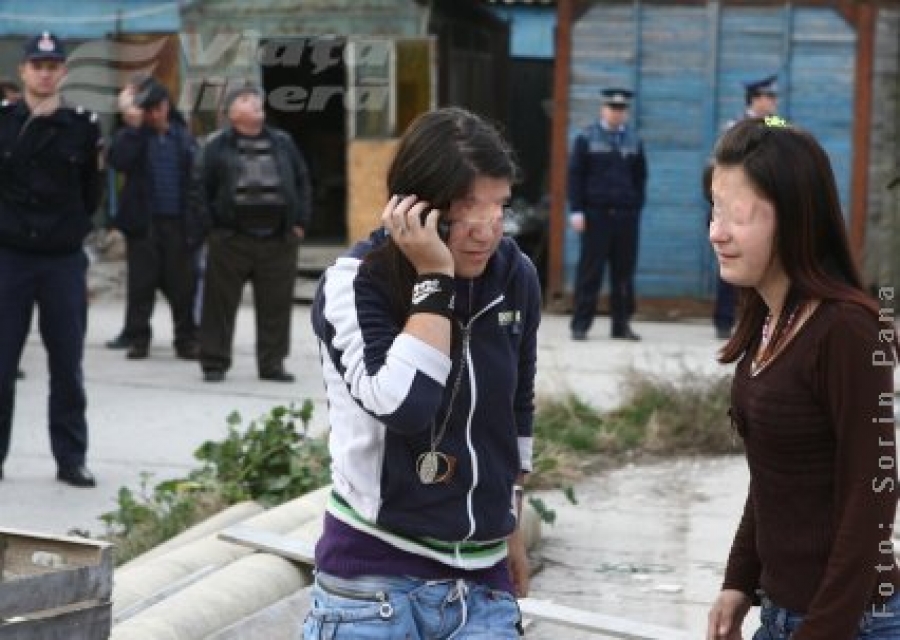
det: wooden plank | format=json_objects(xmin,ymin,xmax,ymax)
[
  {"xmin": 0, "ymin": 529, "xmax": 113, "ymax": 618},
  {"xmin": 0, "ymin": 601, "xmax": 111, "ymax": 640},
  {"xmin": 0, "ymin": 567, "xmax": 112, "ymax": 618},
  {"xmin": 0, "ymin": 528, "xmax": 112, "ymax": 577},
  {"xmin": 517, "ymin": 598, "xmax": 689, "ymax": 640},
  {"xmin": 218, "ymin": 527, "xmax": 316, "ymax": 566}
]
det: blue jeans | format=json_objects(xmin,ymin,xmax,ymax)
[
  {"xmin": 302, "ymin": 572, "xmax": 521, "ymax": 639},
  {"xmin": 753, "ymin": 592, "xmax": 900, "ymax": 639}
]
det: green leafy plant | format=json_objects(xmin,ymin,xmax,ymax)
[
  {"xmin": 193, "ymin": 400, "xmax": 330, "ymax": 506},
  {"xmin": 99, "ymin": 472, "xmax": 228, "ymax": 564},
  {"xmin": 100, "ymin": 400, "xmax": 331, "ymax": 564}
]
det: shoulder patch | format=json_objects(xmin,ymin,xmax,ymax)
[{"xmin": 71, "ymin": 105, "xmax": 98, "ymax": 123}]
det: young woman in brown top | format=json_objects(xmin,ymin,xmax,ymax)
[{"xmin": 705, "ymin": 117, "xmax": 900, "ymax": 640}]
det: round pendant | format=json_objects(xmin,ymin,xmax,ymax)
[
  {"xmin": 417, "ymin": 451, "xmax": 439, "ymax": 484},
  {"xmin": 416, "ymin": 451, "xmax": 457, "ymax": 485}
]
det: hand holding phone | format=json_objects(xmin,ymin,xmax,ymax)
[
  {"xmin": 383, "ymin": 194, "xmax": 454, "ymax": 276},
  {"xmin": 419, "ymin": 207, "xmax": 451, "ymax": 241},
  {"xmin": 409, "ymin": 204, "xmax": 450, "ymax": 241}
]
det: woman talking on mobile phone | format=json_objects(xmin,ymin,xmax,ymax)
[{"xmin": 304, "ymin": 107, "xmax": 540, "ymax": 639}]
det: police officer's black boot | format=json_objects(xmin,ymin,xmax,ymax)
[
  {"xmin": 57, "ymin": 463, "xmax": 96, "ymax": 488},
  {"xmin": 611, "ymin": 323, "xmax": 641, "ymax": 341}
]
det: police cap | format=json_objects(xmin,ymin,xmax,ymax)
[
  {"xmin": 744, "ymin": 74, "xmax": 778, "ymax": 100},
  {"xmin": 601, "ymin": 87, "xmax": 633, "ymax": 109},
  {"xmin": 22, "ymin": 31, "xmax": 66, "ymax": 63}
]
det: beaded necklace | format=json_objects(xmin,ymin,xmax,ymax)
[{"xmin": 751, "ymin": 303, "xmax": 802, "ymax": 375}]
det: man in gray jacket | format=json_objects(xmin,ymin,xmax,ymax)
[{"xmin": 191, "ymin": 82, "xmax": 312, "ymax": 383}]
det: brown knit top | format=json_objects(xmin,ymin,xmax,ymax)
[{"xmin": 723, "ymin": 300, "xmax": 900, "ymax": 640}]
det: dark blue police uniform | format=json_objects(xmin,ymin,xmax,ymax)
[
  {"xmin": 0, "ymin": 33, "xmax": 102, "ymax": 485},
  {"xmin": 568, "ymin": 89, "xmax": 648, "ymax": 340}
]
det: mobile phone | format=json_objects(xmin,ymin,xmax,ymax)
[
  {"xmin": 398, "ymin": 194, "xmax": 449, "ymax": 241},
  {"xmin": 422, "ymin": 210, "xmax": 450, "ymax": 241}
]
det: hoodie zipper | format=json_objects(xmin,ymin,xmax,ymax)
[{"xmin": 459, "ymin": 290, "xmax": 505, "ymax": 544}]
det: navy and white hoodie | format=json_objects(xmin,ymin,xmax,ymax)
[{"xmin": 311, "ymin": 231, "xmax": 540, "ymax": 570}]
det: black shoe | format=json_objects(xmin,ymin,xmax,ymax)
[
  {"xmin": 571, "ymin": 330, "xmax": 588, "ymax": 341},
  {"xmin": 611, "ymin": 327, "xmax": 641, "ymax": 341},
  {"xmin": 126, "ymin": 345, "xmax": 149, "ymax": 360},
  {"xmin": 57, "ymin": 464, "xmax": 96, "ymax": 488},
  {"xmin": 715, "ymin": 326, "xmax": 732, "ymax": 340},
  {"xmin": 176, "ymin": 344, "xmax": 200, "ymax": 360},
  {"xmin": 204, "ymin": 370, "xmax": 225, "ymax": 383},
  {"xmin": 105, "ymin": 334, "xmax": 132, "ymax": 350},
  {"xmin": 16, "ymin": 370, "xmax": 24, "ymax": 379},
  {"xmin": 260, "ymin": 369, "xmax": 295, "ymax": 383}
]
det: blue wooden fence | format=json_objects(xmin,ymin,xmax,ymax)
[{"xmin": 566, "ymin": 2, "xmax": 855, "ymax": 299}]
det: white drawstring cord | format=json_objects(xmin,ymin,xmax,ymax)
[{"xmin": 446, "ymin": 579, "xmax": 470, "ymax": 639}]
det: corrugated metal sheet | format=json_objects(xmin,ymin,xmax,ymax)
[
  {"xmin": 0, "ymin": 0, "xmax": 180, "ymax": 36},
  {"xmin": 566, "ymin": 1, "xmax": 856, "ymax": 299}
]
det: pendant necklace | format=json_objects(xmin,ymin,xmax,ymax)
[
  {"xmin": 751, "ymin": 302, "xmax": 802, "ymax": 376},
  {"xmin": 416, "ymin": 279, "xmax": 473, "ymax": 485}
]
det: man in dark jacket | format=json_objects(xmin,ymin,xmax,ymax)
[
  {"xmin": 107, "ymin": 76, "xmax": 200, "ymax": 360},
  {"xmin": 192, "ymin": 82, "xmax": 311, "ymax": 383},
  {"xmin": 567, "ymin": 87, "xmax": 648, "ymax": 341},
  {"xmin": 0, "ymin": 32, "xmax": 102, "ymax": 486}
]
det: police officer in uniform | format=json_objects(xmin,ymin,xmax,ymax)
[
  {"xmin": 0, "ymin": 32, "xmax": 102, "ymax": 486},
  {"xmin": 568, "ymin": 88, "xmax": 648, "ymax": 341},
  {"xmin": 712, "ymin": 74, "xmax": 779, "ymax": 340},
  {"xmin": 0, "ymin": 79, "xmax": 27, "ymax": 380}
]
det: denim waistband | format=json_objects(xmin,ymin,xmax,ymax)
[
  {"xmin": 316, "ymin": 572, "xmax": 419, "ymax": 599},
  {"xmin": 759, "ymin": 590, "xmax": 900, "ymax": 636}
]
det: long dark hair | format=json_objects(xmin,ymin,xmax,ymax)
[
  {"xmin": 715, "ymin": 117, "xmax": 884, "ymax": 364},
  {"xmin": 364, "ymin": 107, "xmax": 519, "ymax": 323}
]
